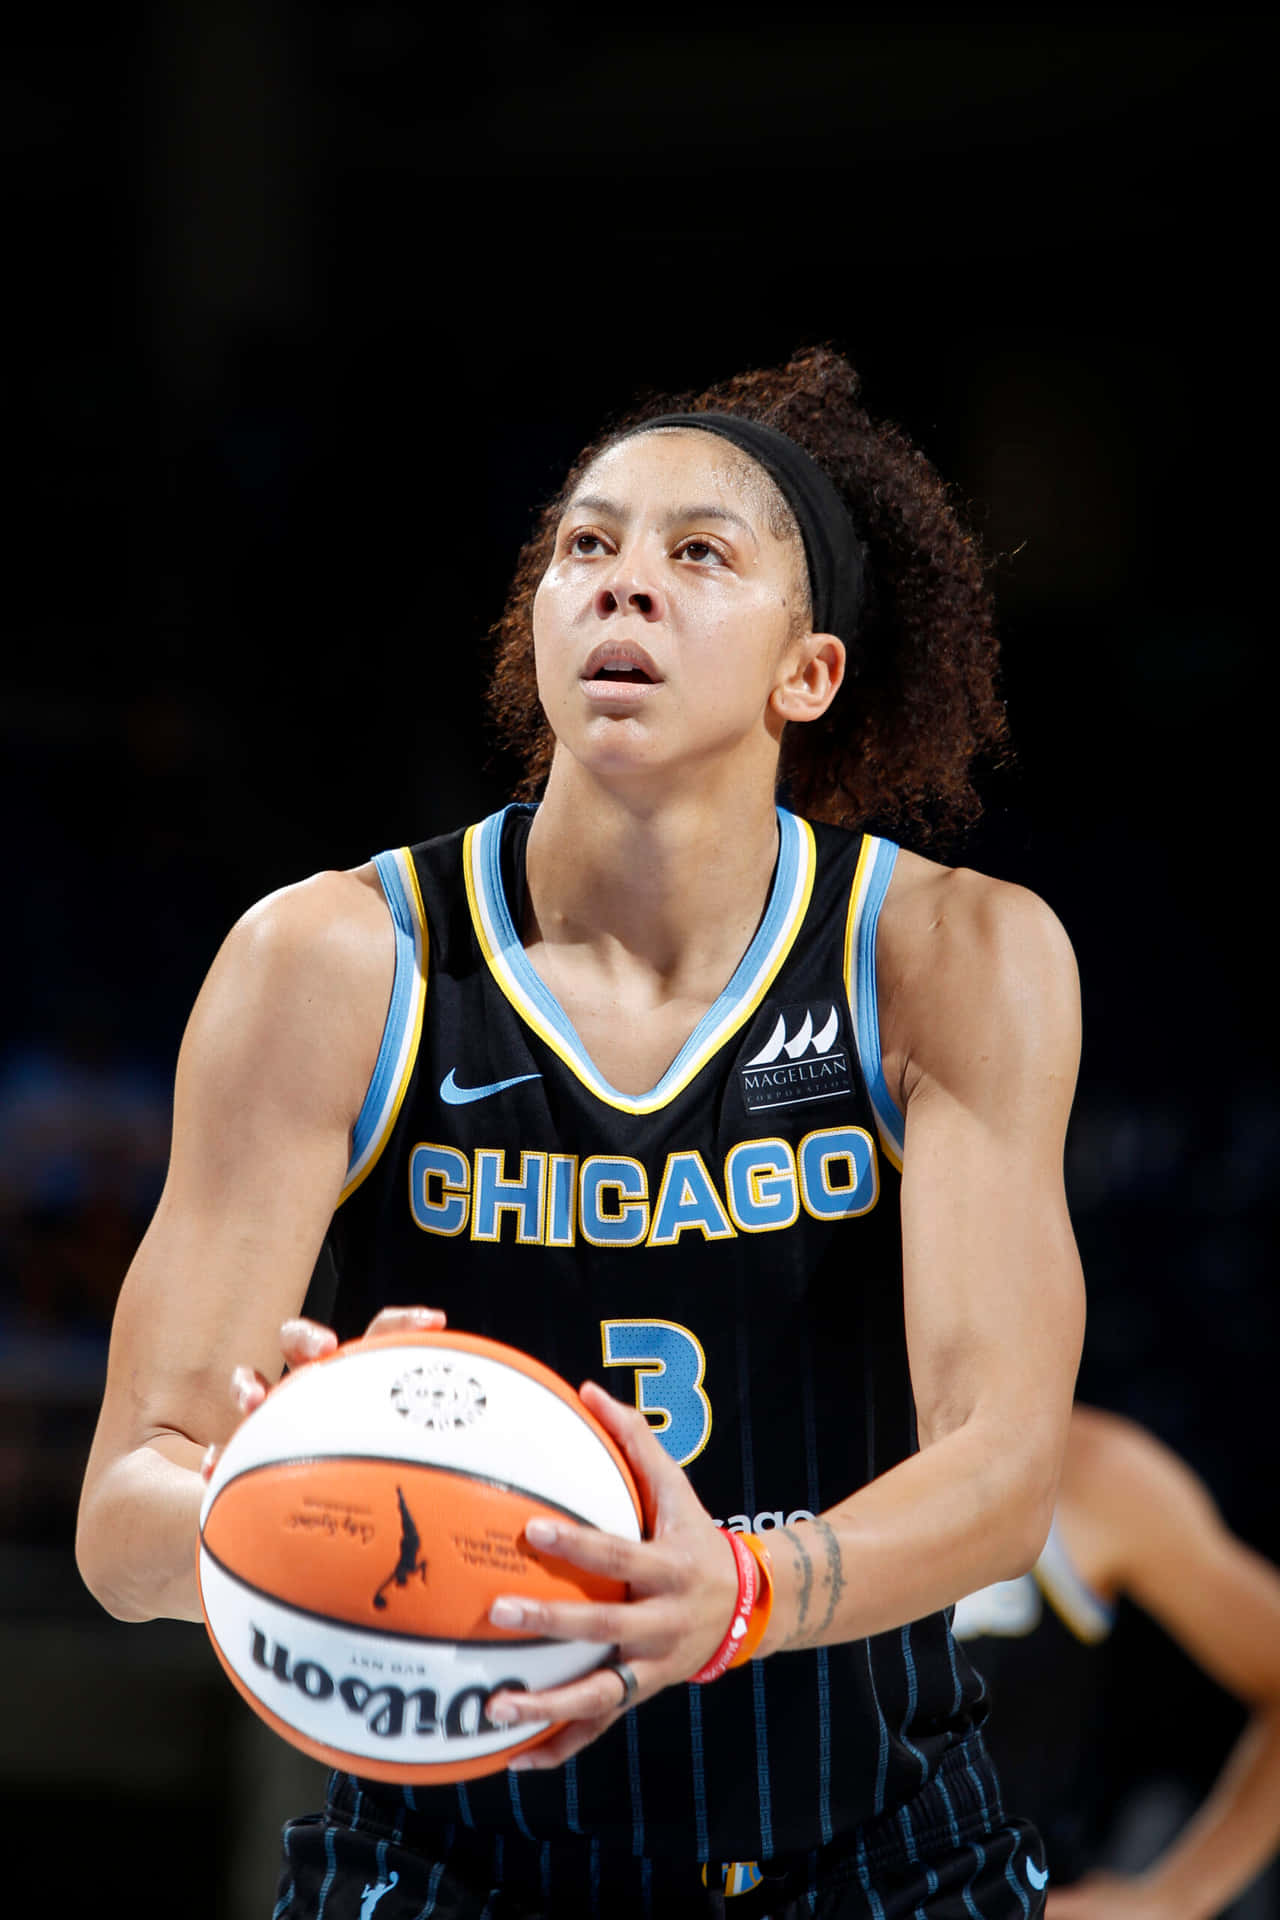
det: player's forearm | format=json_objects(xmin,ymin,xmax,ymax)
[
  {"xmin": 1136, "ymin": 1703, "xmax": 1280, "ymax": 1920},
  {"xmin": 758, "ymin": 1413, "xmax": 1055, "ymax": 1655},
  {"xmin": 75, "ymin": 1433, "xmax": 207, "ymax": 1625}
]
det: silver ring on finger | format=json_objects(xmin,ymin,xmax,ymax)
[{"xmin": 606, "ymin": 1661, "xmax": 639, "ymax": 1709}]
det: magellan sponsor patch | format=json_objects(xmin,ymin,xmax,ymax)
[{"xmin": 737, "ymin": 1003, "xmax": 853, "ymax": 1113}]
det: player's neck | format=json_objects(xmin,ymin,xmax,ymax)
[{"xmin": 523, "ymin": 760, "xmax": 783, "ymax": 983}]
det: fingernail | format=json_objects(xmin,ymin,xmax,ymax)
[
  {"xmin": 230, "ymin": 1366, "xmax": 257, "ymax": 1409},
  {"xmin": 525, "ymin": 1519, "xmax": 559, "ymax": 1547},
  {"xmin": 490, "ymin": 1598, "xmax": 525, "ymax": 1628},
  {"xmin": 487, "ymin": 1699, "xmax": 518, "ymax": 1725},
  {"xmin": 507, "ymin": 1756, "xmax": 532, "ymax": 1772}
]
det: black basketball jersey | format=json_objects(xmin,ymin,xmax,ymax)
[
  {"xmin": 318, "ymin": 803, "xmax": 992, "ymax": 1863},
  {"xmin": 952, "ymin": 1522, "xmax": 1115, "ymax": 1884}
]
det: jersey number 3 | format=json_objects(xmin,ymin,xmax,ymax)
[{"xmin": 601, "ymin": 1319, "xmax": 712, "ymax": 1466}]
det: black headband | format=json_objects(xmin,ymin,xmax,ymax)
[{"xmin": 626, "ymin": 411, "xmax": 865, "ymax": 644}]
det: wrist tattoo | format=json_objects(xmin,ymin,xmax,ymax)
[
  {"xmin": 778, "ymin": 1526, "xmax": 814, "ymax": 1648},
  {"xmin": 811, "ymin": 1518, "xmax": 846, "ymax": 1638},
  {"xmin": 777, "ymin": 1519, "xmax": 846, "ymax": 1648}
]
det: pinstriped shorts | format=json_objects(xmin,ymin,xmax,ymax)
[{"xmin": 273, "ymin": 1737, "xmax": 1047, "ymax": 1920}]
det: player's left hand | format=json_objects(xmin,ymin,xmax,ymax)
[
  {"xmin": 484, "ymin": 1380, "xmax": 743, "ymax": 1768},
  {"xmin": 1046, "ymin": 1872, "xmax": 1175, "ymax": 1920}
]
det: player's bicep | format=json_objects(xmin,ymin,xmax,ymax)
[
  {"xmin": 90, "ymin": 875, "xmax": 392, "ymax": 1460},
  {"xmin": 895, "ymin": 881, "xmax": 1085, "ymax": 1460}
]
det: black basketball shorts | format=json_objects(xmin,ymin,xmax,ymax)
[{"xmin": 273, "ymin": 1737, "xmax": 1047, "ymax": 1920}]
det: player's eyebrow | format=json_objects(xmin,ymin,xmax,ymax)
[{"xmin": 562, "ymin": 493, "xmax": 759, "ymax": 547}]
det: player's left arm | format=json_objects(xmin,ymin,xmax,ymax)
[
  {"xmin": 483, "ymin": 870, "xmax": 1086, "ymax": 1763},
  {"xmin": 755, "ymin": 864, "xmax": 1087, "ymax": 1647},
  {"xmin": 1046, "ymin": 1414, "xmax": 1280, "ymax": 1920}
]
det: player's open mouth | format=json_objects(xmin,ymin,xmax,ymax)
[{"xmin": 581, "ymin": 642, "xmax": 662, "ymax": 690}]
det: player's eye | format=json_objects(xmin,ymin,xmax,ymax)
[
  {"xmin": 568, "ymin": 529, "xmax": 611, "ymax": 558},
  {"xmin": 675, "ymin": 537, "xmax": 727, "ymax": 566}
]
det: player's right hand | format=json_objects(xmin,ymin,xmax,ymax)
[{"xmin": 200, "ymin": 1304, "xmax": 448, "ymax": 1481}]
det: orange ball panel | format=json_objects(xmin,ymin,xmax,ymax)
[{"xmin": 202, "ymin": 1458, "xmax": 626, "ymax": 1639}]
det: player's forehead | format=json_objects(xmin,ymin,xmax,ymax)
[{"xmin": 568, "ymin": 428, "xmax": 792, "ymax": 540}]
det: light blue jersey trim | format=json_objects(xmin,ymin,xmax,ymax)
[
  {"xmin": 848, "ymin": 836, "xmax": 906, "ymax": 1167},
  {"xmin": 1036, "ymin": 1517, "xmax": 1115, "ymax": 1643},
  {"xmin": 468, "ymin": 805, "xmax": 813, "ymax": 1113},
  {"xmin": 341, "ymin": 848, "xmax": 426, "ymax": 1198}
]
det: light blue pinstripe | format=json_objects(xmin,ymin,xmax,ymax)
[
  {"xmin": 866, "ymin": 1637, "xmax": 891, "ymax": 1816},
  {"xmin": 410, "ymin": 1824, "xmax": 454, "ymax": 1920},
  {"xmin": 624, "ymin": 1702, "xmax": 646, "ymax": 1857},
  {"xmin": 935, "ymin": 1771, "xmax": 962, "ymax": 1850},
  {"xmin": 414, "ymin": 1855, "xmax": 447, "ymax": 1919},
  {"xmin": 1005, "ymin": 1851, "xmax": 1033, "ymax": 1918},
  {"xmin": 455, "ymin": 1782, "xmax": 475, "ymax": 1829},
  {"xmin": 855, "ymin": 1833, "xmax": 888, "ymax": 1920},
  {"xmin": 736, "ymin": 1312, "xmax": 774, "ymax": 1858},
  {"xmin": 801, "ymin": 1352, "xmax": 834, "ymax": 1846},
  {"xmin": 961, "ymin": 1747, "xmax": 996, "ymax": 1839},
  {"xmin": 506, "ymin": 1770, "xmax": 536, "ymax": 1841},
  {"xmin": 914, "ymin": 1863, "xmax": 940, "ymax": 1920},
  {"xmin": 898, "ymin": 1625, "xmax": 931, "ymax": 1790},
  {"xmin": 961, "ymin": 1838, "xmax": 987, "ymax": 1920},
  {"xmin": 687, "ymin": 1684, "xmax": 710, "ymax": 1859},
  {"xmin": 314, "ymin": 1828, "xmax": 338, "ymax": 1920},
  {"xmin": 565, "ymin": 1756, "xmax": 584, "ymax": 1833}
]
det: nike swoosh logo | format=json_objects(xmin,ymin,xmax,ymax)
[
  {"xmin": 1026, "ymin": 1858, "xmax": 1049, "ymax": 1892},
  {"xmin": 440, "ymin": 1068, "xmax": 542, "ymax": 1106}
]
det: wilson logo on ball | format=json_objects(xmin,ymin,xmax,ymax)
[{"xmin": 249, "ymin": 1627, "xmax": 528, "ymax": 1742}]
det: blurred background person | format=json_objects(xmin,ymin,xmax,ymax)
[{"xmin": 954, "ymin": 1406, "xmax": 1280, "ymax": 1919}]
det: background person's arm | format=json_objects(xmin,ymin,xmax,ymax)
[
  {"xmin": 75, "ymin": 867, "xmax": 394, "ymax": 1624},
  {"xmin": 1047, "ymin": 1411, "xmax": 1280, "ymax": 1920}
]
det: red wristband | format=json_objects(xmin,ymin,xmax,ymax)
[{"xmin": 690, "ymin": 1529, "xmax": 759, "ymax": 1684}]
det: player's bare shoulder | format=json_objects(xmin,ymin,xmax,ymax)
[
  {"xmin": 875, "ymin": 847, "xmax": 1081, "ymax": 1116},
  {"xmin": 176, "ymin": 861, "xmax": 395, "ymax": 1137}
]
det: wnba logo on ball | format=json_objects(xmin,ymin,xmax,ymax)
[
  {"xmin": 390, "ymin": 1362, "xmax": 487, "ymax": 1429},
  {"xmin": 249, "ymin": 1626, "xmax": 526, "ymax": 1742}
]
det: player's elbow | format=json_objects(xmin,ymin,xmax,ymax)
[
  {"xmin": 75, "ymin": 1481, "xmax": 162, "ymax": 1624},
  {"xmin": 75, "ymin": 1527, "xmax": 151, "ymax": 1622},
  {"xmin": 974, "ymin": 1437, "xmax": 1059, "ymax": 1582},
  {"xmin": 1001, "ymin": 1483, "xmax": 1055, "ymax": 1579}
]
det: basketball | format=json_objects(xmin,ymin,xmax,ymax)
[{"xmin": 197, "ymin": 1330, "xmax": 645, "ymax": 1784}]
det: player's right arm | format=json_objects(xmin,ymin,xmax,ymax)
[{"xmin": 75, "ymin": 866, "xmax": 399, "ymax": 1626}]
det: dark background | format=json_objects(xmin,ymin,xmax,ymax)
[{"xmin": 2, "ymin": 7, "xmax": 1275, "ymax": 1914}]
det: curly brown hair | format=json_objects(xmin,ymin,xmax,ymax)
[{"xmin": 486, "ymin": 345, "xmax": 1007, "ymax": 841}]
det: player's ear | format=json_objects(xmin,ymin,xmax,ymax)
[{"xmin": 770, "ymin": 633, "xmax": 845, "ymax": 727}]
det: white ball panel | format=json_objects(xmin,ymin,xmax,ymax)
[
  {"xmin": 199, "ymin": 1344, "xmax": 639, "ymax": 1542},
  {"xmin": 199, "ymin": 1549, "xmax": 611, "ymax": 1769}
]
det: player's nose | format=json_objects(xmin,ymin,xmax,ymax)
[{"xmin": 593, "ymin": 549, "xmax": 665, "ymax": 621}]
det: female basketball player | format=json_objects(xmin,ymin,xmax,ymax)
[{"xmin": 77, "ymin": 347, "xmax": 1087, "ymax": 1917}]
